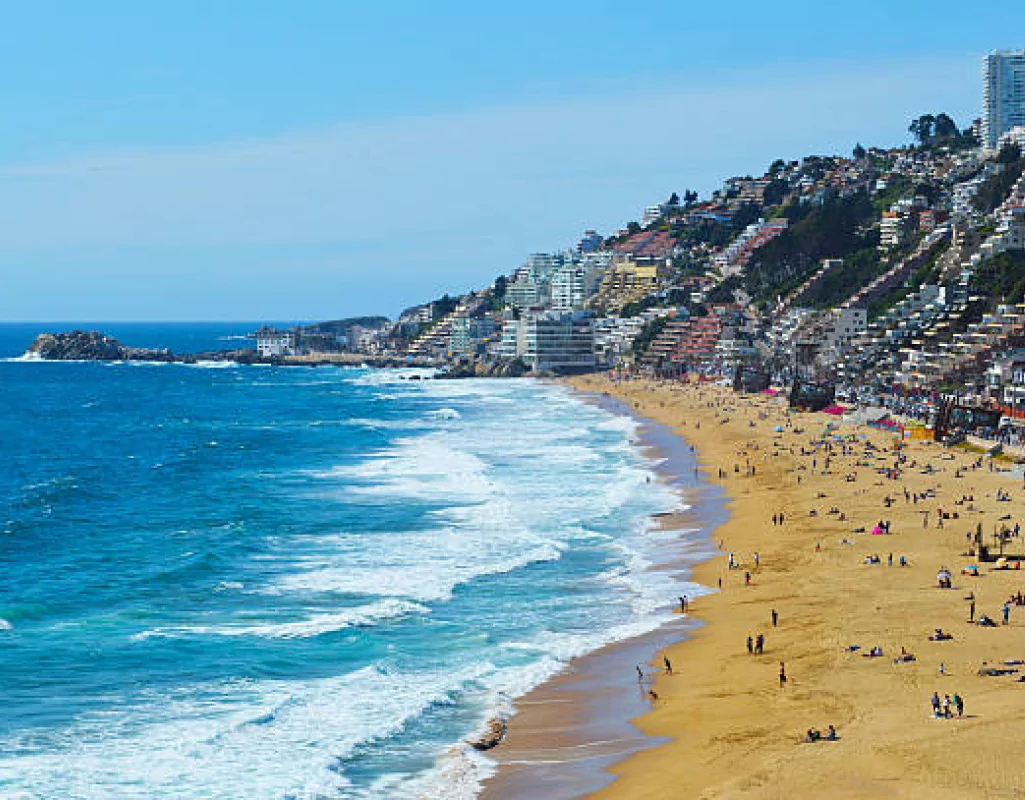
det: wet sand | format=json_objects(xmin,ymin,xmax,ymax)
[{"xmin": 481, "ymin": 388, "xmax": 724, "ymax": 798}]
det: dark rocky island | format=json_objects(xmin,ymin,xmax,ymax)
[
  {"xmin": 24, "ymin": 330, "xmax": 440, "ymax": 369},
  {"xmin": 26, "ymin": 330, "xmax": 267, "ymax": 364}
]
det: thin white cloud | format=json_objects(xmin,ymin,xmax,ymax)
[{"xmin": 0, "ymin": 55, "xmax": 979, "ymax": 318}]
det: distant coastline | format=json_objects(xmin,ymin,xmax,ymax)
[{"xmin": 22, "ymin": 329, "xmax": 441, "ymax": 369}]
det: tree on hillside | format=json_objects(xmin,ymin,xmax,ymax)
[
  {"xmin": 683, "ymin": 189, "xmax": 699, "ymax": 205},
  {"xmin": 668, "ymin": 191, "xmax": 680, "ymax": 206},
  {"xmin": 909, "ymin": 114, "xmax": 936, "ymax": 144},
  {"xmin": 852, "ymin": 143, "xmax": 866, "ymax": 160},
  {"xmin": 626, "ymin": 221, "xmax": 642, "ymax": 235},
  {"xmin": 769, "ymin": 159, "xmax": 786, "ymax": 175},
  {"xmin": 998, "ymin": 141, "xmax": 1023, "ymax": 164},
  {"xmin": 763, "ymin": 178, "xmax": 788, "ymax": 207},
  {"xmin": 493, "ymin": 275, "xmax": 508, "ymax": 300},
  {"xmin": 934, "ymin": 113, "xmax": 959, "ymax": 139}
]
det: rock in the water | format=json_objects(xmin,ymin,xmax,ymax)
[
  {"xmin": 467, "ymin": 717, "xmax": 507, "ymax": 751},
  {"xmin": 26, "ymin": 330, "xmax": 174, "ymax": 362}
]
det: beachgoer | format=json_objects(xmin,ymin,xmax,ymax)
[
  {"xmin": 826, "ymin": 725, "xmax": 837, "ymax": 740},
  {"xmin": 969, "ymin": 600, "xmax": 975, "ymax": 622},
  {"xmin": 779, "ymin": 662, "xmax": 787, "ymax": 688},
  {"xmin": 664, "ymin": 656, "xmax": 672, "ymax": 675},
  {"xmin": 771, "ymin": 608, "xmax": 778, "ymax": 627},
  {"xmin": 1004, "ymin": 603, "xmax": 1011, "ymax": 625},
  {"xmin": 931, "ymin": 692, "xmax": 941, "ymax": 717},
  {"xmin": 756, "ymin": 634, "xmax": 764, "ymax": 654},
  {"xmin": 943, "ymin": 694, "xmax": 952, "ymax": 718},
  {"xmin": 954, "ymin": 693, "xmax": 964, "ymax": 717},
  {"xmin": 747, "ymin": 635, "xmax": 754, "ymax": 655},
  {"xmin": 745, "ymin": 571, "xmax": 751, "ymax": 586},
  {"xmin": 636, "ymin": 666, "xmax": 643, "ymax": 682}
]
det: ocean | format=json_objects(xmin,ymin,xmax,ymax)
[{"xmin": 0, "ymin": 323, "xmax": 704, "ymax": 799}]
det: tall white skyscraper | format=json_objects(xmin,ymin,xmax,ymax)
[{"xmin": 983, "ymin": 50, "xmax": 1025, "ymax": 149}]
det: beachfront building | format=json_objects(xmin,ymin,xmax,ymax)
[
  {"xmin": 498, "ymin": 311, "xmax": 595, "ymax": 372},
  {"xmin": 505, "ymin": 276, "xmax": 546, "ymax": 310},
  {"xmin": 593, "ymin": 314, "xmax": 651, "ymax": 367},
  {"xmin": 348, "ymin": 325, "xmax": 383, "ymax": 353},
  {"xmin": 448, "ymin": 317, "xmax": 497, "ymax": 356},
  {"xmin": 592, "ymin": 257, "xmax": 665, "ymax": 312},
  {"xmin": 640, "ymin": 203, "xmax": 669, "ymax": 228},
  {"xmin": 254, "ymin": 327, "xmax": 297, "ymax": 357},
  {"xmin": 551, "ymin": 265, "xmax": 603, "ymax": 313},
  {"xmin": 983, "ymin": 50, "xmax": 1025, "ymax": 150}
]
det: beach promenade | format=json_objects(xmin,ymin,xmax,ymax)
[{"xmin": 509, "ymin": 375, "xmax": 1025, "ymax": 799}]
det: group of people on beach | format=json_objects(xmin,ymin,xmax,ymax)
[{"xmin": 930, "ymin": 691, "xmax": 964, "ymax": 718}]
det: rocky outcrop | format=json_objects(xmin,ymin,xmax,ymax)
[
  {"xmin": 467, "ymin": 717, "xmax": 507, "ymax": 751},
  {"xmin": 437, "ymin": 357, "xmax": 534, "ymax": 379},
  {"xmin": 25, "ymin": 330, "xmax": 268, "ymax": 364},
  {"xmin": 27, "ymin": 331, "xmax": 175, "ymax": 362}
]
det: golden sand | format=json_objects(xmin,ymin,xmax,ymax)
[{"xmin": 548, "ymin": 374, "xmax": 1025, "ymax": 800}]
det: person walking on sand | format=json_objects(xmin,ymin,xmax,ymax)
[
  {"xmin": 954, "ymin": 693, "xmax": 964, "ymax": 717},
  {"xmin": 636, "ymin": 666, "xmax": 644, "ymax": 682},
  {"xmin": 664, "ymin": 656, "xmax": 672, "ymax": 675},
  {"xmin": 931, "ymin": 692, "xmax": 941, "ymax": 717},
  {"xmin": 771, "ymin": 608, "xmax": 778, "ymax": 627},
  {"xmin": 747, "ymin": 635, "xmax": 754, "ymax": 655},
  {"xmin": 943, "ymin": 694, "xmax": 952, "ymax": 718},
  {"xmin": 745, "ymin": 571, "xmax": 751, "ymax": 586},
  {"xmin": 1003, "ymin": 603, "xmax": 1011, "ymax": 625},
  {"xmin": 970, "ymin": 599, "xmax": 976, "ymax": 623},
  {"xmin": 755, "ymin": 634, "xmax": 764, "ymax": 654},
  {"xmin": 779, "ymin": 661, "xmax": 787, "ymax": 688}
]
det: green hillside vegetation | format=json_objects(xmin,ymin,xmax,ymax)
[
  {"xmin": 800, "ymin": 236, "xmax": 886, "ymax": 309},
  {"xmin": 675, "ymin": 203, "xmax": 762, "ymax": 249},
  {"xmin": 305, "ymin": 316, "xmax": 391, "ymax": 333},
  {"xmin": 974, "ymin": 148, "xmax": 1025, "ymax": 214},
  {"xmin": 632, "ymin": 316, "xmax": 668, "ymax": 355},
  {"xmin": 742, "ymin": 190, "xmax": 878, "ymax": 304},
  {"xmin": 865, "ymin": 242, "xmax": 947, "ymax": 320},
  {"xmin": 970, "ymin": 251, "xmax": 1025, "ymax": 304}
]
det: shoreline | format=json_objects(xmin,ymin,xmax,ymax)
[{"xmin": 480, "ymin": 384, "xmax": 725, "ymax": 798}]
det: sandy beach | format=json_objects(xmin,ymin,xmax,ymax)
[{"xmin": 495, "ymin": 374, "xmax": 1025, "ymax": 799}]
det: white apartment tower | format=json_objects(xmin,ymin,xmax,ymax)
[{"xmin": 983, "ymin": 50, "xmax": 1025, "ymax": 150}]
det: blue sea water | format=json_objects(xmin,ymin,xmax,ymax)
[{"xmin": 0, "ymin": 324, "xmax": 704, "ymax": 799}]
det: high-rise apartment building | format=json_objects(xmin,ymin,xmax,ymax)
[{"xmin": 983, "ymin": 50, "xmax": 1025, "ymax": 149}]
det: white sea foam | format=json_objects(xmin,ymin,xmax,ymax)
[
  {"xmin": 187, "ymin": 360, "xmax": 240, "ymax": 369},
  {"xmin": 426, "ymin": 407, "xmax": 461, "ymax": 420},
  {"xmin": 0, "ymin": 618, "xmax": 13, "ymax": 631},
  {"xmin": 347, "ymin": 368, "xmax": 437, "ymax": 386},
  {"xmin": 0, "ymin": 663, "xmax": 494, "ymax": 799},
  {"xmin": 3, "ymin": 351, "xmax": 44, "ymax": 363},
  {"xmin": 1, "ymin": 373, "xmax": 711, "ymax": 799},
  {"xmin": 131, "ymin": 599, "xmax": 427, "ymax": 641}
]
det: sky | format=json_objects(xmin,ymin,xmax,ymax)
[{"xmin": 0, "ymin": 1, "xmax": 1020, "ymax": 322}]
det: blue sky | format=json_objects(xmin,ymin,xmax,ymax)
[{"xmin": 0, "ymin": 1, "xmax": 1019, "ymax": 321}]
